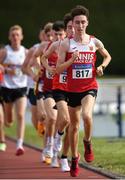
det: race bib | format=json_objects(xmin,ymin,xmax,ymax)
[
  {"xmin": 46, "ymin": 69, "xmax": 53, "ymax": 79},
  {"xmin": 59, "ymin": 71, "xmax": 67, "ymax": 83},
  {"xmin": 15, "ymin": 68, "xmax": 23, "ymax": 76},
  {"xmin": 72, "ymin": 64, "xmax": 92, "ymax": 79},
  {"xmin": 11, "ymin": 65, "xmax": 23, "ymax": 76}
]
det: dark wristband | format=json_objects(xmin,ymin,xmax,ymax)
[{"xmin": 101, "ymin": 65, "xmax": 105, "ymax": 70}]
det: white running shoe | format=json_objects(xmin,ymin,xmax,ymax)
[
  {"xmin": 45, "ymin": 137, "xmax": 54, "ymax": 164},
  {"xmin": 0, "ymin": 142, "xmax": 6, "ymax": 151},
  {"xmin": 54, "ymin": 133, "xmax": 62, "ymax": 152},
  {"xmin": 51, "ymin": 155, "xmax": 60, "ymax": 168},
  {"xmin": 45, "ymin": 144, "xmax": 53, "ymax": 158},
  {"xmin": 60, "ymin": 158, "xmax": 70, "ymax": 172}
]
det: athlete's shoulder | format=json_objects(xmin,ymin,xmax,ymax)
[
  {"xmin": 4, "ymin": 44, "xmax": 10, "ymax": 50},
  {"xmin": 0, "ymin": 45, "xmax": 8, "ymax": 54},
  {"xmin": 20, "ymin": 45, "xmax": 28, "ymax": 55},
  {"xmin": 33, "ymin": 43, "xmax": 40, "ymax": 49},
  {"xmin": 48, "ymin": 41, "xmax": 57, "ymax": 48},
  {"xmin": 0, "ymin": 46, "xmax": 7, "ymax": 62},
  {"xmin": 40, "ymin": 41, "xmax": 50, "ymax": 50},
  {"xmin": 20, "ymin": 45, "xmax": 27, "ymax": 50},
  {"xmin": 60, "ymin": 38, "xmax": 70, "ymax": 50},
  {"xmin": 89, "ymin": 34, "xmax": 101, "ymax": 42},
  {"xmin": 25, "ymin": 47, "xmax": 34, "ymax": 56},
  {"xmin": 49, "ymin": 40, "xmax": 62, "ymax": 51},
  {"xmin": 92, "ymin": 36, "xmax": 104, "ymax": 50}
]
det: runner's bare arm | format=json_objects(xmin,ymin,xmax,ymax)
[
  {"xmin": 22, "ymin": 47, "xmax": 34, "ymax": 74},
  {"xmin": 34, "ymin": 41, "xmax": 48, "ymax": 58},
  {"xmin": 95, "ymin": 39, "xmax": 111, "ymax": 76},
  {"xmin": 0, "ymin": 48, "xmax": 10, "ymax": 73},
  {"xmin": 41, "ymin": 55, "xmax": 56, "ymax": 74},
  {"xmin": 41, "ymin": 42, "xmax": 56, "ymax": 73},
  {"xmin": 0, "ymin": 48, "xmax": 19, "ymax": 75},
  {"xmin": 25, "ymin": 43, "xmax": 47, "ymax": 79},
  {"xmin": 0, "ymin": 48, "xmax": 6, "ymax": 64},
  {"xmin": 0, "ymin": 49, "xmax": 6, "ymax": 72},
  {"xmin": 56, "ymin": 39, "xmax": 79, "ymax": 73},
  {"xmin": 44, "ymin": 42, "xmax": 56, "ymax": 58}
]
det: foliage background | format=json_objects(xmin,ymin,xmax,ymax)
[{"xmin": 0, "ymin": 0, "xmax": 125, "ymax": 75}]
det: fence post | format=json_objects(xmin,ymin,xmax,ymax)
[{"xmin": 117, "ymin": 86, "xmax": 122, "ymax": 138}]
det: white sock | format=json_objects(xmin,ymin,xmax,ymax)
[
  {"xmin": 17, "ymin": 139, "xmax": 23, "ymax": 149},
  {"xmin": 53, "ymin": 150, "xmax": 58, "ymax": 157},
  {"xmin": 48, "ymin": 136, "xmax": 54, "ymax": 145},
  {"xmin": 56, "ymin": 132, "xmax": 61, "ymax": 139}
]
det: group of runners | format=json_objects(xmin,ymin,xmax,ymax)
[{"xmin": 0, "ymin": 5, "xmax": 111, "ymax": 177}]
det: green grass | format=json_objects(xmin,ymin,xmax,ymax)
[
  {"xmin": 5, "ymin": 123, "xmax": 125, "ymax": 176},
  {"xmin": 5, "ymin": 122, "xmax": 42, "ymax": 147},
  {"xmin": 79, "ymin": 131, "xmax": 125, "ymax": 176}
]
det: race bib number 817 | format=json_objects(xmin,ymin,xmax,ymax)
[{"xmin": 72, "ymin": 64, "xmax": 92, "ymax": 79}]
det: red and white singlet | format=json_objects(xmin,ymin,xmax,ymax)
[
  {"xmin": 66, "ymin": 36, "xmax": 98, "ymax": 92},
  {"xmin": 43, "ymin": 42, "xmax": 58, "ymax": 92},
  {"xmin": 53, "ymin": 70, "xmax": 67, "ymax": 91},
  {"xmin": 53, "ymin": 39, "xmax": 69, "ymax": 92}
]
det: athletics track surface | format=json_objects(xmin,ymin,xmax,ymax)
[{"xmin": 0, "ymin": 138, "xmax": 111, "ymax": 179}]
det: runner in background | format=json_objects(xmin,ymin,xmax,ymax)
[
  {"xmin": 37, "ymin": 23, "xmax": 54, "ymax": 137},
  {"xmin": 23, "ymin": 22, "xmax": 55, "ymax": 164},
  {"xmin": 58, "ymin": 12, "xmax": 74, "ymax": 171},
  {"xmin": 40, "ymin": 13, "xmax": 74, "ymax": 171},
  {"xmin": 33, "ymin": 21, "xmax": 66, "ymax": 165},
  {"xmin": 56, "ymin": 5, "xmax": 111, "ymax": 177},
  {"xmin": 22, "ymin": 23, "xmax": 53, "ymax": 134},
  {"xmin": 0, "ymin": 25, "xmax": 28, "ymax": 156}
]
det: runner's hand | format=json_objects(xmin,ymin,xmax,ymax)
[
  {"xmin": 96, "ymin": 65, "xmax": 104, "ymax": 76},
  {"xmin": 71, "ymin": 50, "xmax": 79, "ymax": 62},
  {"xmin": 48, "ymin": 66, "xmax": 56, "ymax": 75}
]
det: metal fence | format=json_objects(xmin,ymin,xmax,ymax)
[{"xmin": 91, "ymin": 78, "xmax": 125, "ymax": 137}]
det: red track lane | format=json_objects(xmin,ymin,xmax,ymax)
[{"xmin": 0, "ymin": 139, "xmax": 108, "ymax": 179}]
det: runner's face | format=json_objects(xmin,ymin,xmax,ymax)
[
  {"xmin": 46, "ymin": 30, "xmax": 54, "ymax": 41},
  {"xmin": 66, "ymin": 20, "xmax": 74, "ymax": 38},
  {"xmin": 9, "ymin": 29, "xmax": 23, "ymax": 45},
  {"xmin": 53, "ymin": 30, "xmax": 66, "ymax": 41},
  {"xmin": 73, "ymin": 15, "xmax": 88, "ymax": 35}
]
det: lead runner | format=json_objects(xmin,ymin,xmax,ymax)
[{"xmin": 57, "ymin": 5, "xmax": 111, "ymax": 177}]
